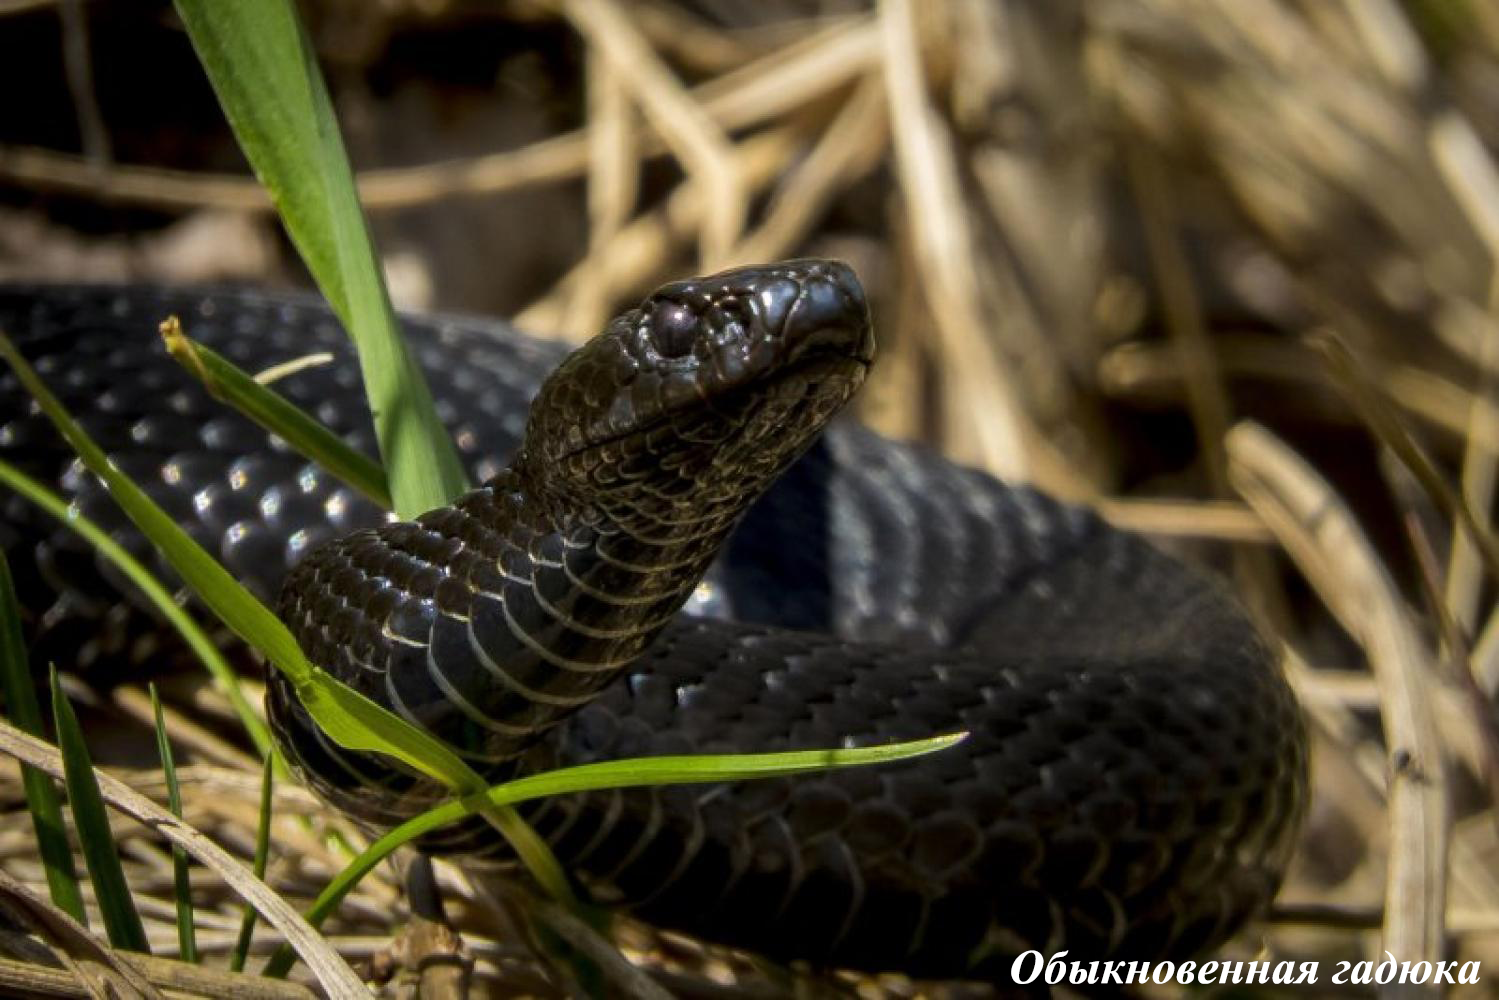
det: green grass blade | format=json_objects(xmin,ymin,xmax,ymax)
[
  {"xmin": 0, "ymin": 555, "xmax": 85, "ymax": 923},
  {"xmin": 49, "ymin": 666, "xmax": 150, "ymax": 952},
  {"xmin": 156, "ymin": 317, "xmax": 582, "ymax": 907},
  {"xmin": 169, "ymin": 0, "xmax": 580, "ymax": 916},
  {"xmin": 0, "ymin": 458, "xmax": 273, "ymax": 761},
  {"xmin": 149, "ymin": 684, "xmax": 197, "ymax": 964},
  {"xmin": 262, "ymin": 733, "xmax": 965, "ymax": 978},
  {"xmin": 0, "ymin": 329, "xmax": 570, "ymax": 905},
  {"xmin": 0, "ymin": 331, "xmax": 472, "ymax": 790},
  {"xmin": 230, "ymin": 754, "xmax": 274, "ymax": 974},
  {"xmin": 480, "ymin": 803, "xmax": 576, "ymax": 910},
  {"xmin": 160, "ymin": 318, "xmax": 392, "ymax": 511},
  {"xmin": 154, "ymin": 326, "xmax": 582, "ymax": 907},
  {"xmin": 172, "ymin": 0, "xmax": 468, "ymax": 517}
]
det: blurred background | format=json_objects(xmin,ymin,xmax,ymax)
[{"xmin": 2, "ymin": 0, "xmax": 1498, "ymax": 995}]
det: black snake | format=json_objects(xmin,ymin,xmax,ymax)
[{"xmin": 0, "ymin": 262, "xmax": 1306, "ymax": 983}]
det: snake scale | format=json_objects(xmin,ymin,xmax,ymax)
[{"xmin": 0, "ymin": 262, "xmax": 1306, "ymax": 984}]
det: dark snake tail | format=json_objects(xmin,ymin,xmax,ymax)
[{"xmin": 0, "ymin": 267, "xmax": 1307, "ymax": 981}]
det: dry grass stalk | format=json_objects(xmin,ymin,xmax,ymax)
[
  {"xmin": 1093, "ymin": 497, "xmax": 1272, "ymax": 544},
  {"xmin": 516, "ymin": 127, "xmax": 802, "ymax": 338},
  {"xmin": 1098, "ymin": 335, "xmax": 1499, "ymax": 452},
  {"xmin": 563, "ymin": 0, "xmax": 744, "ymax": 267},
  {"xmin": 879, "ymin": 0, "xmax": 1030, "ymax": 485},
  {"xmin": 0, "ymin": 14, "xmax": 879, "ymax": 217},
  {"xmin": 108, "ymin": 686, "xmax": 259, "ymax": 774},
  {"xmin": 725, "ymin": 74, "xmax": 888, "ymax": 266},
  {"xmin": 0, "ymin": 867, "xmax": 165, "ymax": 999},
  {"xmin": 1228, "ymin": 421, "xmax": 1448, "ymax": 985},
  {"xmin": 1125, "ymin": 142, "xmax": 1235, "ymax": 493},
  {"xmin": 1298, "ymin": 669, "xmax": 1493, "ymax": 783},
  {"xmin": 0, "ymin": 953, "xmax": 314, "ymax": 998},
  {"xmin": 0, "ymin": 721, "xmax": 367, "ymax": 998},
  {"xmin": 625, "ymin": 1, "xmax": 844, "ymax": 74},
  {"xmin": 565, "ymin": 45, "xmax": 639, "ymax": 339}
]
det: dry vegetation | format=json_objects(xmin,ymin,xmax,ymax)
[{"xmin": 1, "ymin": 0, "xmax": 1498, "ymax": 996}]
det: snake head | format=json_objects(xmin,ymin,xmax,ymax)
[{"xmin": 519, "ymin": 259, "xmax": 873, "ymax": 513}]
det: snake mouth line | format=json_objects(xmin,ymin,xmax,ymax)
[{"xmin": 558, "ymin": 349, "xmax": 869, "ymax": 463}]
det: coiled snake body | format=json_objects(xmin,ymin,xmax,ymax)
[{"xmin": 0, "ymin": 263, "xmax": 1306, "ymax": 982}]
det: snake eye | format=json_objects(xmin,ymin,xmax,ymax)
[{"xmin": 648, "ymin": 300, "xmax": 699, "ymax": 359}]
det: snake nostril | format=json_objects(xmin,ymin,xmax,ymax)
[
  {"xmin": 784, "ymin": 276, "xmax": 865, "ymax": 360},
  {"xmin": 816, "ymin": 260, "xmax": 864, "ymax": 308}
]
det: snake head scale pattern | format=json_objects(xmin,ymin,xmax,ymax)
[{"xmin": 518, "ymin": 259, "xmax": 874, "ymax": 514}]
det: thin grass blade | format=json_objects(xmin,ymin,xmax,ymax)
[
  {"xmin": 149, "ymin": 684, "xmax": 197, "ymax": 964},
  {"xmin": 1311, "ymin": 330, "xmax": 1499, "ymax": 580},
  {"xmin": 160, "ymin": 317, "xmax": 392, "ymax": 511},
  {"xmin": 230, "ymin": 754, "xmax": 274, "ymax": 974},
  {"xmin": 263, "ymin": 733, "xmax": 965, "ymax": 978},
  {"xmin": 171, "ymin": 0, "xmax": 468, "ymax": 516},
  {"xmin": 0, "ymin": 554, "xmax": 85, "ymax": 923},
  {"xmin": 0, "ymin": 331, "xmax": 474, "ymax": 790},
  {"xmin": 0, "ymin": 330, "xmax": 571, "ymax": 906},
  {"xmin": 49, "ymin": 666, "xmax": 150, "ymax": 953}
]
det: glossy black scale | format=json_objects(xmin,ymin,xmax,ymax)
[{"xmin": 0, "ymin": 272, "xmax": 1306, "ymax": 982}]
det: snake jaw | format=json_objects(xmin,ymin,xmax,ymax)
[{"xmin": 522, "ymin": 259, "xmax": 873, "ymax": 503}]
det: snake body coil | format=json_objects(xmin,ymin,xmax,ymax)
[{"xmin": 0, "ymin": 265, "xmax": 1306, "ymax": 982}]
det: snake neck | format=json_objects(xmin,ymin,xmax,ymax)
[
  {"xmin": 274, "ymin": 257, "xmax": 872, "ymax": 782},
  {"xmin": 464, "ymin": 466, "xmax": 740, "ymax": 661},
  {"xmin": 277, "ymin": 465, "xmax": 750, "ymax": 766},
  {"xmin": 502, "ymin": 442, "xmax": 793, "ymax": 622}
]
